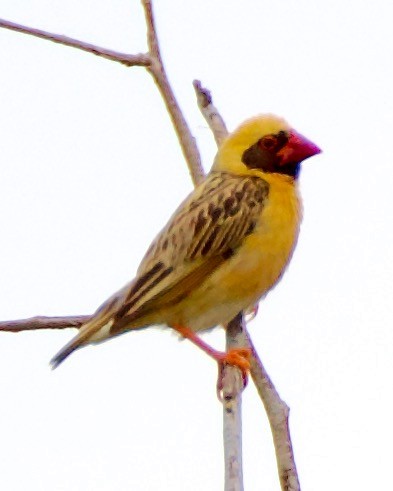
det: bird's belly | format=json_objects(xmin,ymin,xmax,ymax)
[
  {"xmin": 182, "ymin": 236, "xmax": 296, "ymax": 330},
  {"xmin": 174, "ymin": 183, "xmax": 301, "ymax": 331}
]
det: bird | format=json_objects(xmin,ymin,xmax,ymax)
[{"xmin": 50, "ymin": 114, "xmax": 320, "ymax": 380}]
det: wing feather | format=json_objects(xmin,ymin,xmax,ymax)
[{"xmin": 111, "ymin": 171, "xmax": 269, "ymax": 331}]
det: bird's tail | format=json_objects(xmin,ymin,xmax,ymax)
[{"xmin": 50, "ymin": 305, "xmax": 117, "ymax": 370}]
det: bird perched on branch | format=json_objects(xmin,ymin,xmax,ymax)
[{"xmin": 51, "ymin": 114, "xmax": 320, "ymax": 383}]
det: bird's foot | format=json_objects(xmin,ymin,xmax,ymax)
[
  {"xmin": 216, "ymin": 348, "xmax": 251, "ymax": 400},
  {"xmin": 172, "ymin": 324, "xmax": 251, "ymax": 399}
]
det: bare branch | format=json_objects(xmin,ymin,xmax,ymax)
[
  {"xmin": 141, "ymin": 0, "xmax": 204, "ymax": 186},
  {"xmin": 193, "ymin": 80, "xmax": 228, "ymax": 146},
  {"xmin": 247, "ymin": 333, "xmax": 301, "ymax": 491},
  {"xmin": 0, "ymin": 18, "xmax": 151, "ymax": 67},
  {"xmin": 0, "ymin": 315, "xmax": 89, "ymax": 333},
  {"xmin": 222, "ymin": 314, "xmax": 247, "ymax": 491}
]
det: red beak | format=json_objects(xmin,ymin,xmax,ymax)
[{"xmin": 277, "ymin": 130, "xmax": 321, "ymax": 165}]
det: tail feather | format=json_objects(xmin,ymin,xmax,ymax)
[
  {"xmin": 50, "ymin": 316, "xmax": 114, "ymax": 369},
  {"xmin": 50, "ymin": 337, "xmax": 81, "ymax": 369},
  {"xmin": 50, "ymin": 283, "xmax": 148, "ymax": 369}
]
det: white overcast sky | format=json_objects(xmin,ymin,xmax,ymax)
[{"xmin": 0, "ymin": 1, "xmax": 392, "ymax": 490}]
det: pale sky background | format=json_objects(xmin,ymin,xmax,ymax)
[{"xmin": 0, "ymin": 1, "xmax": 392, "ymax": 490}]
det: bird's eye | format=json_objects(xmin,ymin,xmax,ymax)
[{"xmin": 260, "ymin": 135, "xmax": 277, "ymax": 150}]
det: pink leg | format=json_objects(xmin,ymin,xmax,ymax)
[{"xmin": 172, "ymin": 324, "xmax": 251, "ymax": 398}]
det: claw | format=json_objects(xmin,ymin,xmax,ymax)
[{"xmin": 216, "ymin": 348, "xmax": 251, "ymax": 400}]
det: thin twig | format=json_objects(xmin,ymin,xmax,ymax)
[
  {"xmin": 193, "ymin": 80, "xmax": 228, "ymax": 146},
  {"xmin": 222, "ymin": 314, "xmax": 248, "ymax": 491},
  {"xmin": 247, "ymin": 333, "xmax": 301, "ymax": 491},
  {"xmin": 0, "ymin": 18, "xmax": 151, "ymax": 67},
  {"xmin": 0, "ymin": 316, "xmax": 89, "ymax": 333},
  {"xmin": 141, "ymin": 0, "xmax": 204, "ymax": 186}
]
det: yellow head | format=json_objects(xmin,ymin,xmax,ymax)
[{"xmin": 212, "ymin": 114, "xmax": 320, "ymax": 179}]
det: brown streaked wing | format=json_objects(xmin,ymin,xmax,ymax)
[
  {"xmin": 111, "ymin": 255, "xmax": 226, "ymax": 332},
  {"xmin": 112, "ymin": 172, "xmax": 269, "ymax": 326}
]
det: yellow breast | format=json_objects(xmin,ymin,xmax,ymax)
[
  {"xmin": 241, "ymin": 172, "xmax": 301, "ymax": 294},
  {"xmin": 218, "ymin": 172, "xmax": 301, "ymax": 299},
  {"xmin": 177, "ymin": 172, "xmax": 302, "ymax": 331}
]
